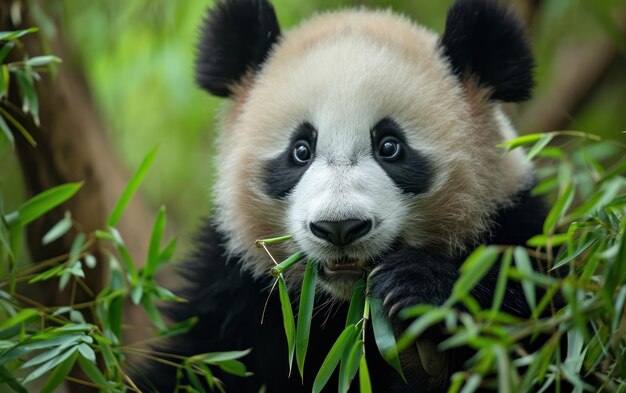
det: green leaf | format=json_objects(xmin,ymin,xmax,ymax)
[
  {"xmin": 0, "ymin": 64, "xmax": 9, "ymax": 99},
  {"xmin": 296, "ymin": 259, "xmax": 318, "ymax": 379},
  {"xmin": 14, "ymin": 68, "xmax": 39, "ymax": 124},
  {"xmin": 490, "ymin": 248, "xmax": 512, "ymax": 317},
  {"xmin": 107, "ymin": 147, "xmax": 158, "ymax": 227},
  {"xmin": 0, "ymin": 309, "xmax": 38, "ymax": 339},
  {"xmin": 141, "ymin": 295, "xmax": 166, "ymax": 331},
  {"xmin": 77, "ymin": 354, "xmax": 109, "ymax": 388},
  {"xmin": 76, "ymin": 343, "xmax": 95, "ymax": 363},
  {"xmin": 345, "ymin": 279, "xmax": 365, "ymax": 327},
  {"xmin": 158, "ymin": 237, "xmax": 178, "ymax": 266},
  {"xmin": 543, "ymin": 183, "xmax": 574, "ymax": 234},
  {"xmin": 359, "ymin": 354, "xmax": 372, "ymax": 393},
  {"xmin": 370, "ymin": 297, "xmax": 405, "ymax": 380},
  {"xmin": 217, "ymin": 359, "xmax": 252, "ymax": 377},
  {"xmin": 145, "ymin": 206, "xmax": 166, "ymax": 277},
  {"xmin": 24, "ymin": 55, "xmax": 61, "ymax": 67},
  {"xmin": 0, "ymin": 365, "xmax": 27, "ymax": 393},
  {"xmin": 0, "ymin": 42, "xmax": 15, "ymax": 65},
  {"xmin": 277, "ymin": 277, "xmax": 296, "ymax": 373},
  {"xmin": 525, "ymin": 134, "xmax": 553, "ymax": 162},
  {"xmin": 397, "ymin": 308, "xmax": 449, "ymax": 351},
  {"xmin": 23, "ymin": 345, "xmax": 78, "ymax": 384},
  {"xmin": 0, "ymin": 106, "xmax": 35, "ymax": 146},
  {"xmin": 160, "ymin": 317, "xmax": 198, "ymax": 338},
  {"xmin": 552, "ymin": 238, "xmax": 597, "ymax": 270},
  {"xmin": 39, "ymin": 351, "xmax": 78, "ymax": 393},
  {"xmin": 84, "ymin": 254, "xmax": 96, "ymax": 269},
  {"xmin": 527, "ymin": 233, "xmax": 570, "ymax": 247},
  {"xmin": 21, "ymin": 335, "xmax": 80, "ymax": 368},
  {"xmin": 185, "ymin": 363, "xmax": 207, "ymax": 393},
  {"xmin": 312, "ymin": 324, "xmax": 357, "ymax": 393},
  {"xmin": 0, "ymin": 28, "xmax": 38, "ymax": 41},
  {"xmin": 197, "ymin": 349, "xmax": 251, "ymax": 364},
  {"xmin": 339, "ymin": 339, "xmax": 363, "ymax": 393},
  {"xmin": 41, "ymin": 212, "xmax": 72, "ymax": 245},
  {"xmin": 15, "ymin": 183, "xmax": 82, "ymax": 226},
  {"xmin": 451, "ymin": 246, "xmax": 500, "ymax": 303},
  {"xmin": 0, "ymin": 113, "xmax": 15, "ymax": 149},
  {"xmin": 513, "ymin": 247, "xmax": 536, "ymax": 311},
  {"xmin": 497, "ymin": 133, "xmax": 543, "ymax": 151}
]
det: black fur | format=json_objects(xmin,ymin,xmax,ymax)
[
  {"xmin": 439, "ymin": 0, "xmax": 535, "ymax": 102},
  {"xmin": 371, "ymin": 118, "xmax": 433, "ymax": 195},
  {"xmin": 196, "ymin": 0, "xmax": 281, "ymax": 97},
  {"xmin": 264, "ymin": 122, "xmax": 317, "ymax": 199},
  {"xmin": 135, "ymin": 187, "xmax": 547, "ymax": 392}
]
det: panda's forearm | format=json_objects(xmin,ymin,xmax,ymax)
[{"xmin": 368, "ymin": 248, "xmax": 461, "ymax": 317}]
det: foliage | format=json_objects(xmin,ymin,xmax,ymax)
[
  {"xmin": 397, "ymin": 133, "xmax": 626, "ymax": 392},
  {"xmin": 260, "ymin": 131, "xmax": 626, "ymax": 392},
  {"xmin": 0, "ymin": 148, "xmax": 252, "ymax": 392},
  {"xmin": 0, "ymin": 27, "xmax": 60, "ymax": 148},
  {"xmin": 1, "ymin": 29, "xmax": 250, "ymax": 391}
]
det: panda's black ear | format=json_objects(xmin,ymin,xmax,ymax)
[
  {"xmin": 196, "ymin": 0, "xmax": 281, "ymax": 97},
  {"xmin": 439, "ymin": 0, "xmax": 534, "ymax": 102}
]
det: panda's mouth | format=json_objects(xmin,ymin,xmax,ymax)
[{"xmin": 322, "ymin": 257, "xmax": 366, "ymax": 276}]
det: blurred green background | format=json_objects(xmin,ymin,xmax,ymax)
[{"xmin": 2, "ymin": 0, "xmax": 625, "ymax": 252}]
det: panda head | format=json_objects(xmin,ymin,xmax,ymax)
[{"xmin": 198, "ymin": 0, "xmax": 535, "ymax": 299}]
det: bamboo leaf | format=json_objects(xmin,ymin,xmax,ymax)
[
  {"xmin": 312, "ymin": 324, "xmax": 357, "ymax": 393},
  {"xmin": 196, "ymin": 349, "xmax": 251, "ymax": 363},
  {"xmin": 107, "ymin": 146, "xmax": 157, "ymax": 227},
  {"xmin": 339, "ymin": 339, "xmax": 363, "ymax": 393},
  {"xmin": 24, "ymin": 55, "xmax": 61, "ymax": 67},
  {"xmin": 345, "ymin": 279, "xmax": 365, "ymax": 327},
  {"xmin": 543, "ymin": 184, "xmax": 574, "ymax": 234},
  {"xmin": 370, "ymin": 297, "xmax": 405, "ymax": 380},
  {"xmin": 145, "ymin": 206, "xmax": 166, "ymax": 277},
  {"xmin": 277, "ymin": 276, "xmax": 296, "ymax": 373},
  {"xmin": 296, "ymin": 259, "xmax": 318, "ymax": 379},
  {"xmin": 0, "ymin": 113, "xmax": 14, "ymax": 148},
  {"xmin": 0, "ymin": 365, "xmax": 27, "ymax": 393},
  {"xmin": 41, "ymin": 212, "xmax": 72, "ymax": 245},
  {"xmin": 525, "ymin": 134, "xmax": 553, "ymax": 161},
  {"xmin": 497, "ymin": 133, "xmax": 543, "ymax": 151},
  {"xmin": 359, "ymin": 354, "xmax": 372, "ymax": 393},
  {"xmin": 0, "ymin": 309, "xmax": 38, "ymax": 339},
  {"xmin": 15, "ymin": 183, "xmax": 82, "ymax": 226},
  {"xmin": 23, "ymin": 345, "xmax": 77, "ymax": 384},
  {"xmin": 77, "ymin": 354, "xmax": 109, "ymax": 388},
  {"xmin": 39, "ymin": 351, "xmax": 78, "ymax": 393},
  {"xmin": 0, "ymin": 28, "xmax": 38, "ymax": 41},
  {"xmin": 397, "ymin": 308, "xmax": 449, "ymax": 351},
  {"xmin": 217, "ymin": 359, "xmax": 252, "ymax": 377},
  {"xmin": 513, "ymin": 247, "xmax": 536, "ymax": 311},
  {"xmin": 451, "ymin": 245, "xmax": 500, "ymax": 303}
]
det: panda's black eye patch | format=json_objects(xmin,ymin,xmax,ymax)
[
  {"xmin": 378, "ymin": 137, "xmax": 401, "ymax": 161},
  {"xmin": 292, "ymin": 141, "xmax": 312, "ymax": 165},
  {"xmin": 264, "ymin": 122, "xmax": 317, "ymax": 199},
  {"xmin": 371, "ymin": 118, "xmax": 432, "ymax": 195}
]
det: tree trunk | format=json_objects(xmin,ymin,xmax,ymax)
[{"xmin": 1, "ymin": 4, "xmax": 154, "ymax": 391}]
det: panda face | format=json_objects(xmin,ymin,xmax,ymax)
[{"xmin": 206, "ymin": 7, "xmax": 533, "ymax": 298}]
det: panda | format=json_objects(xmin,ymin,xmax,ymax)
[{"xmin": 136, "ymin": 0, "xmax": 548, "ymax": 391}]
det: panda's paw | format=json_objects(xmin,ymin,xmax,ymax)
[{"xmin": 367, "ymin": 248, "xmax": 458, "ymax": 319}]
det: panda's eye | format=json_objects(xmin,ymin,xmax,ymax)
[
  {"xmin": 292, "ymin": 141, "xmax": 312, "ymax": 165},
  {"xmin": 378, "ymin": 137, "xmax": 401, "ymax": 161}
]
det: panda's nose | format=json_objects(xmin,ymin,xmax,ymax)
[{"xmin": 309, "ymin": 219, "xmax": 372, "ymax": 246}]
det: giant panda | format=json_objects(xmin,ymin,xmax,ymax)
[{"xmin": 136, "ymin": 0, "xmax": 547, "ymax": 391}]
